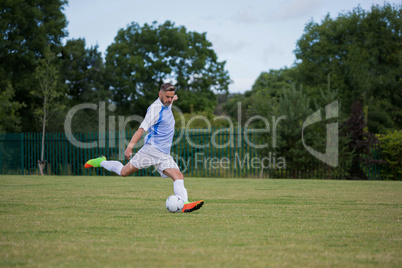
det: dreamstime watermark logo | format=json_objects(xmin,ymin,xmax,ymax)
[{"xmin": 63, "ymin": 100, "xmax": 339, "ymax": 168}]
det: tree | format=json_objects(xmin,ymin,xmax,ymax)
[
  {"xmin": 59, "ymin": 39, "xmax": 110, "ymax": 133},
  {"xmin": 60, "ymin": 39, "xmax": 108, "ymax": 105},
  {"xmin": 0, "ymin": 82, "xmax": 26, "ymax": 132},
  {"xmin": 271, "ymin": 86, "xmax": 315, "ymax": 176},
  {"xmin": 221, "ymin": 92, "xmax": 253, "ymax": 126},
  {"xmin": 247, "ymin": 68, "xmax": 299, "ymax": 121},
  {"xmin": 251, "ymin": 68, "xmax": 299, "ymax": 99},
  {"xmin": 31, "ymin": 46, "xmax": 64, "ymax": 175},
  {"xmin": 247, "ymin": 72, "xmax": 354, "ymax": 178},
  {"xmin": 0, "ymin": 0, "xmax": 68, "ymax": 132},
  {"xmin": 377, "ymin": 130, "xmax": 402, "ymax": 180},
  {"xmin": 343, "ymin": 99, "xmax": 382, "ymax": 180},
  {"xmin": 105, "ymin": 21, "xmax": 230, "ymax": 117},
  {"xmin": 247, "ymin": 83, "xmax": 315, "ymax": 177},
  {"xmin": 222, "ymin": 67, "xmax": 299, "ymax": 126},
  {"xmin": 295, "ymin": 3, "xmax": 402, "ymax": 133}
]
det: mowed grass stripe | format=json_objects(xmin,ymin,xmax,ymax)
[{"xmin": 0, "ymin": 176, "xmax": 401, "ymax": 267}]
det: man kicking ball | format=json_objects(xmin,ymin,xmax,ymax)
[{"xmin": 84, "ymin": 83, "xmax": 204, "ymax": 213}]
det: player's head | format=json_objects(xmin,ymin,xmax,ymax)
[
  {"xmin": 160, "ymin": 83, "xmax": 176, "ymax": 92},
  {"xmin": 159, "ymin": 83, "xmax": 176, "ymax": 106}
]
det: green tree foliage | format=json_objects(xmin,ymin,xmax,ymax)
[
  {"xmin": 311, "ymin": 80, "xmax": 354, "ymax": 178},
  {"xmin": 60, "ymin": 39, "xmax": 109, "ymax": 105},
  {"xmin": 105, "ymin": 21, "xmax": 231, "ymax": 117},
  {"xmin": 247, "ymin": 73, "xmax": 353, "ymax": 178},
  {"xmin": 247, "ymin": 84, "xmax": 315, "ymax": 176},
  {"xmin": 0, "ymin": 0, "xmax": 68, "ymax": 132},
  {"xmin": 222, "ymin": 92, "xmax": 253, "ymax": 126},
  {"xmin": 237, "ymin": 3, "xmax": 400, "ymax": 178},
  {"xmin": 271, "ymin": 86, "xmax": 314, "ymax": 175},
  {"xmin": 377, "ymin": 130, "xmax": 402, "ymax": 180},
  {"xmin": 248, "ymin": 68, "xmax": 298, "ymax": 119},
  {"xmin": 59, "ymin": 39, "xmax": 110, "ymax": 133},
  {"xmin": 32, "ymin": 46, "xmax": 64, "ymax": 126},
  {"xmin": 295, "ymin": 3, "xmax": 402, "ymax": 133},
  {"xmin": 0, "ymin": 82, "xmax": 26, "ymax": 132},
  {"xmin": 31, "ymin": 46, "xmax": 64, "ymax": 175},
  {"xmin": 251, "ymin": 68, "xmax": 299, "ymax": 99},
  {"xmin": 223, "ymin": 67, "xmax": 297, "ymax": 125},
  {"xmin": 174, "ymin": 110, "xmax": 232, "ymax": 129},
  {"xmin": 223, "ymin": 68, "xmax": 298, "ymax": 125}
]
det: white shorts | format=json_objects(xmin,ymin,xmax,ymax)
[{"xmin": 130, "ymin": 144, "xmax": 179, "ymax": 178}]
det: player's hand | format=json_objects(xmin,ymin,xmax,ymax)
[
  {"xmin": 124, "ymin": 147, "xmax": 133, "ymax": 160},
  {"xmin": 173, "ymin": 95, "xmax": 178, "ymax": 101}
]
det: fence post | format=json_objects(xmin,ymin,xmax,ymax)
[{"xmin": 21, "ymin": 133, "xmax": 24, "ymax": 175}]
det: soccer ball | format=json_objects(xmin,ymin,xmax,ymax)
[{"xmin": 166, "ymin": 195, "xmax": 184, "ymax": 213}]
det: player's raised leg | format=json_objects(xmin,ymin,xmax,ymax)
[
  {"xmin": 163, "ymin": 168, "xmax": 204, "ymax": 213},
  {"xmin": 120, "ymin": 162, "xmax": 139, "ymax": 177},
  {"xmin": 85, "ymin": 156, "xmax": 138, "ymax": 177},
  {"xmin": 84, "ymin": 156, "xmax": 106, "ymax": 168}
]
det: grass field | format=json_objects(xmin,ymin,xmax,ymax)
[{"xmin": 0, "ymin": 175, "xmax": 401, "ymax": 267}]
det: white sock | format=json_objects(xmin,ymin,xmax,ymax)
[
  {"xmin": 173, "ymin": 179, "xmax": 188, "ymax": 202},
  {"xmin": 100, "ymin": 161, "xmax": 123, "ymax": 176}
]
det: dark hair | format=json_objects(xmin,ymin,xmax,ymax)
[{"xmin": 160, "ymin": 83, "xmax": 176, "ymax": 92}]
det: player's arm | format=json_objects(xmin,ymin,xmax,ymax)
[
  {"xmin": 124, "ymin": 103, "xmax": 162, "ymax": 159},
  {"xmin": 171, "ymin": 94, "xmax": 178, "ymax": 105},
  {"xmin": 124, "ymin": 128, "xmax": 145, "ymax": 159}
]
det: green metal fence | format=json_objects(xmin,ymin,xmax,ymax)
[{"xmin": 0, "ymin": 129, "xmax": 384, "ymax": 179}]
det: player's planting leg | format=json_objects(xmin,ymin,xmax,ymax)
[
  {"xmin": 182, "ymin": 200, "xmax": 204, "ymax": 213},
  {"xmin": 163, "ymin": 168, "xmax": 204, "ymax": 213},
  {"xmin": 173, "ymin": 179, "xmax": 188, "ymax": 202}
]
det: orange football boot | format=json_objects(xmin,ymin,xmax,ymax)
[{"xmin": 182, "ymin": 200, "xmax": 204, "ymax": 213}]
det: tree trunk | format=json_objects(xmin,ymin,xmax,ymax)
[
  {"xmin": 38, "ymin": 161, "xmax": 46, "ymax": 176},
  {"xmin": 38, "ymin": 95, "xmax": 47, "ymax": 175},
  {"xmin": 347, "ymin": 155, "xmax": 368, "ymax": 180}
]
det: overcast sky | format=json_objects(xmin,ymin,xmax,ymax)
[{"xmin": 63, "ymin": 0, "xmax": 399, "ymax": 94}]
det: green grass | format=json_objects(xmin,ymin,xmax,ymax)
[{"xmin": 0, "ymin": 176, "xmax": 401, "ymax": 267}]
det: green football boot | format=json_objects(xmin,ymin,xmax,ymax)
[{"xmin": 84, "ymin": 156, "xmax": 106, "ymax": 168}]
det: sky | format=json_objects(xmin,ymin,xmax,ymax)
[{"xmin": 63, "ymin": 0, "xmax": 399, "ymax": 94}]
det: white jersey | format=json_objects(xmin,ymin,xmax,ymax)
[{"xmin": 139, "ymin": 98, "xmax": 175, "ymax": 154}]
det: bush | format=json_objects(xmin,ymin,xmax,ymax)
[{"xmin": 377, "ymin": 130, "xmax": 402, "ymax": 180}]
